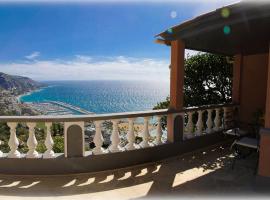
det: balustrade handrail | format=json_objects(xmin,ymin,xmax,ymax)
[
  {"xmin": 181, "ymin": 103, "xmax": 238, "ymax": 113},
  {"xmin": 0, "ymin": 109, "xmax": 170, "ymax": 122},
  {"xmin": 0, "ymin": 103, "xmax": 238, "ymax": 122}
]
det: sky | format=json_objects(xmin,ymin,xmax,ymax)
[{"xmin": 0, "ymin": 0, "xmax": 238, "ymax": 81}]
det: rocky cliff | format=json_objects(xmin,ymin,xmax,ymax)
[{"xmin": 0, "ymin": 72, "xmax": 44, "ymax": 95}]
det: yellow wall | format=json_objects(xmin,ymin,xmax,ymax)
[{"xmin": 239, "ymin": 53, "xmax": 269, "ymax": 123}]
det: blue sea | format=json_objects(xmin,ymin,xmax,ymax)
[{"xmin": 20, "ymin": 80, "xmax": 169, "ymax": 114}]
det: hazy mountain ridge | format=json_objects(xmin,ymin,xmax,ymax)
[
  {"xmin": 0, "ymin": 72, "xmax": 44, "ymax": 95},
  {"xmin": 0, "ymin": 72, "xmax": 43, "ymax": 115}
]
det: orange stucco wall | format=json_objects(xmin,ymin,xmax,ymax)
[{"xmin": 239, "ymin": 53, "xmax": 269, "ymax": 123}]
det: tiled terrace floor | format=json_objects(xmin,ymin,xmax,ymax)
[{"xmin": 0, "ymin": 143, "xmax": 268, "ymax": 199}]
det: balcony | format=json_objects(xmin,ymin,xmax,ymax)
[
  {"xmin": 0, "ymin": 141, "xmax": 259, "ymax": 198},
  {"xmin": 0, "ymin": 103, "xmax": 236, "ymax": 175}
]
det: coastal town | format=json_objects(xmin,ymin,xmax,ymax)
[{"xmin": 0, "ymin": 72, "xmax": 94, "ymax": 116}]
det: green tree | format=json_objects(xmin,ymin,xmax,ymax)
[{"xmin": 154, "ymin": 53, "xmax": 233, "ymax": 110}]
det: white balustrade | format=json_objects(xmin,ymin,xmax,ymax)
[
  {"xmin": 125, "ymin": 118, "xmax": 135, "ymax": 150},
  {"xmin": 1, "ymin": 106, "xmax": 236, "ymax": 159},
  {"xmin": 26, "ymin": 122, "xmax": 39, "ymax": 158},
  {"xmin": 93, "ymin": 120, "xmax": 104, "ymax": 154},
  {"xmin": 214, "ymin": 108, "xmax": 221, "ymax": 131},
  {"xmin": 109, "ymin": 120, "xmax": 120, "ymax": 152},
  {"xmin": 7, "ymin": 122, "xmax": 21, "ymax": 158},
  {"xmin": 43, "ymin": 122, "xmax": 55, "ymax": 159},
  {"xmin": 155, "ymin": 116, "xmax": 163, "ymax": 145},
  {"xmin": 140, "ymin": 117, "xmax": 150, "ymax": 148},
  {"xmin": 206, "ymin": 109, "xmax": 213, "ymax": 134},
  {"xmin": 185, "ymin": 112, "xmax": 194, "ymax": 139},
  {"xmin": 196, "ymin": 110, "xmax": 204, "ymax": 136}
]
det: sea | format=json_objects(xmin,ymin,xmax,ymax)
[{"xmin": 20, "ymin": 80, "xmax": 169, "ymax": 114}]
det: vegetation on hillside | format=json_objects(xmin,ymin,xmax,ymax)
[
  {"xmin": 0, "ymin": 120, "xmax": 65, "ymax": 153},
  {"xmin": 0, "ymin": 72, "xmax": 44, "ymax": 95}
]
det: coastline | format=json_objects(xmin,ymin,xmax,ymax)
[
  {"xmin": 16, "ymin": 87, "xmax": 46, "ymax": 103},
  {"xmin": 14, "ymin": 80, "xmax": 168, "ymax": 116}
]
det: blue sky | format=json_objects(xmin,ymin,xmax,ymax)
[{"xmin": 0, "ymin": 0, "xmax": 238, "ymax": 81}]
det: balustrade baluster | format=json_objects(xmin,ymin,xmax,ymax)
[
  {"xmin": 223, "ymin": 107, "xmax": 229, "ymax": 129},
  {"xmin": 206, "ymin": 109, "xmax": 213, "ymax": 134},
  {"xmin": 185, "ymin": 112, "xmax": 194, "ymax": 139},
  {"xmin": 155, "ymin": 116, "xmax": 163, "ymax": 145},
  {"xmin": 214, "ymin": 108, "xmax": 221, "ymax": 131},
  {"xmin": 26, "ymin": 122, "xmax": 39, "ymax": 158},
  {"xmin": 196, "ymin": 110, "xmax": 204, "ymax": 136},
  {"xmin": 109, "ymin": 120, "xmax": 120, "ymax": 152},
  {"xmin": 140, "ymin": 117, "xmax": 150, "ymax": 148},
  {"xmin": 7, "ymin": 122, "xmax": 20, "ymax": 158},
  {"xmin": 125, "ymin": 118, "xmax": 135, "ymax": 150},
  {"xmin": 93, "ymin": 120, "xmax": 104, "ymax": 154},
  {"xmin": 43, "ymin": 122, "xmax": 55, "ymax": 158}
]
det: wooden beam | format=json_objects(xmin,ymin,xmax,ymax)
[
  {"xmin": 154, "ymin": 39, "xmax": 171, "ymax": 46},
  {"xmin": 265, "ymin": 44, "xmax": 270, "ymax": 128},
  {"xmin": 169, "ymin": 39, "xmax": 185, "ymax": 110},
  {"xmin": 167, "ymin": 39, "xmax": 185, "ymax": 143},
  {"xmin": 232, "ymin": 54, "xmax": 243, "ymax": 104}
]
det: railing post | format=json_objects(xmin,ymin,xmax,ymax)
[
  {"xmin": 7, "ymin": 122, "xmax": 21, "ymax": 158},
  {"xmin": 43, "ymin": 122, "xmax": 55, "ymax": 159},
  {"xmin": 26, "ymin": 122, "xmax": 39, "ymax": 158},
  {"xmin": 155, "ymin": 115, "xmax": 163, "ymax": 145},
  {"xmin": 109, "ymin": 119, "xmax": 120, "ymax": 152},
  {"xmin": 223, "ymin": 107, "xmax": 228, "ymax": 129},
  {"xmin": 125, "ymin": 118, "xmax": 135, "ymax": 150},
  {"xmin": 185, "ymin": 111, "xmax": 194, "ymax": 139},
  {"xmin": 206, "ymin": 109, "xmax": 213, "ymax": 134},
  {"xmin": 196, "ymin": 110, "xmax": 204, "ymax": 136},
  {"xmin": 64, "ymin": 122, "xmax": 85, "ymax": 158},
  {"xmin": 93, "ymin": 120, "xmax": 104, "ymax": 154},
  {"xmin": 140, "ymin": 117, "xmax": 150, "ymax": 148},
  {"xmin": 214, "ymin": 108, "xmax": 221, "ymax": 131}
]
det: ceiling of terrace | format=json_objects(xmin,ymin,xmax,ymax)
[{"xmin": 156, "ymin": 1, "xmax": 270, "ymax": 56}]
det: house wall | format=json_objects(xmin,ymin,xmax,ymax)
[{"xmin": 239, "ymin": 53, "xmax": 269, "ymax": 123}]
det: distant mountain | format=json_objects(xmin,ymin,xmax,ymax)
[{"xmin": 0, "ymin": 72, "xmax": 44, "ymax": 95}]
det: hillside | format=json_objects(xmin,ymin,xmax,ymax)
[
  {"xmin": 0, "ymin": 72, "xmax": 44, "ymax": 95},
  {"xmin": 0, "ymin": 72, "xmax": 44, "ymax": 115}
]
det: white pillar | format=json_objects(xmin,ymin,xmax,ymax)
[
  {"xmin": 125, "ymin": 118, "xmax": 135, "ymax": 150},
  {"xmin": 26, "ymin": 122, "xmax": 39, "ymax": 158},
  {"xmin": 196, "ymin": 110, "xmax": 204, "ymax": 136},
  {"xmin": 186, "ymin": 111, "xmax": 194, "ymax": 138},
  {"xmin": 43, "ymin": 122, "xmax": 55, "ymax": 158},
  {"xmin": 155, "ymin": 116, "xmax": 163, "ymax": 145},
  {"xmin": 214, "ymin": 108, "xmax": 221, "ymax": 131},
  {"xmin": 93, "ymin": 120, "xmax": 104, "ymax": 154},
  {"xmin": 109, "ymin": 120, "xmax": 120, "ymax": 152},
  {"xmin": 206, "ymin": 109, "xmax": 213, "ymax": 134},
  {"xmin": 140, "ymin": 117, "xmax": 150, "ymax": 148},
  {"xmin": 7, "ymin": 122, "xmax": 20, "ymax": 158}
]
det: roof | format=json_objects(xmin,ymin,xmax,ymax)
[{"xmin": 156, "ymin": 1, "xmax": 270, "ymax": 56}]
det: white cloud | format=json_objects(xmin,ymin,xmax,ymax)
[
  {"xmin": 25, "ymin": 51, "xmax": 40, "ymax": 60},
  {"xmin": 0, "ymin": 56, "xmax": 170, "ymax": 81},
  {"xmin": 75, "ymin": 55, "xmax": 92, "ymax": 62}
]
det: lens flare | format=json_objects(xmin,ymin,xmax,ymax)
[
  {"xmin": 221, "ymin": 8, "xmax": 230, "ymax": 18},
  {"xmin": 167, "ymin": 28, "xmax": 173, "ymax": 34},
  {"xmin": 170, "ymin": 11, "xmax": 177, "ymax": 19},
  {"xmin": 223, "ymin": 25, "xmax": 231, "ymax": 35}
]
